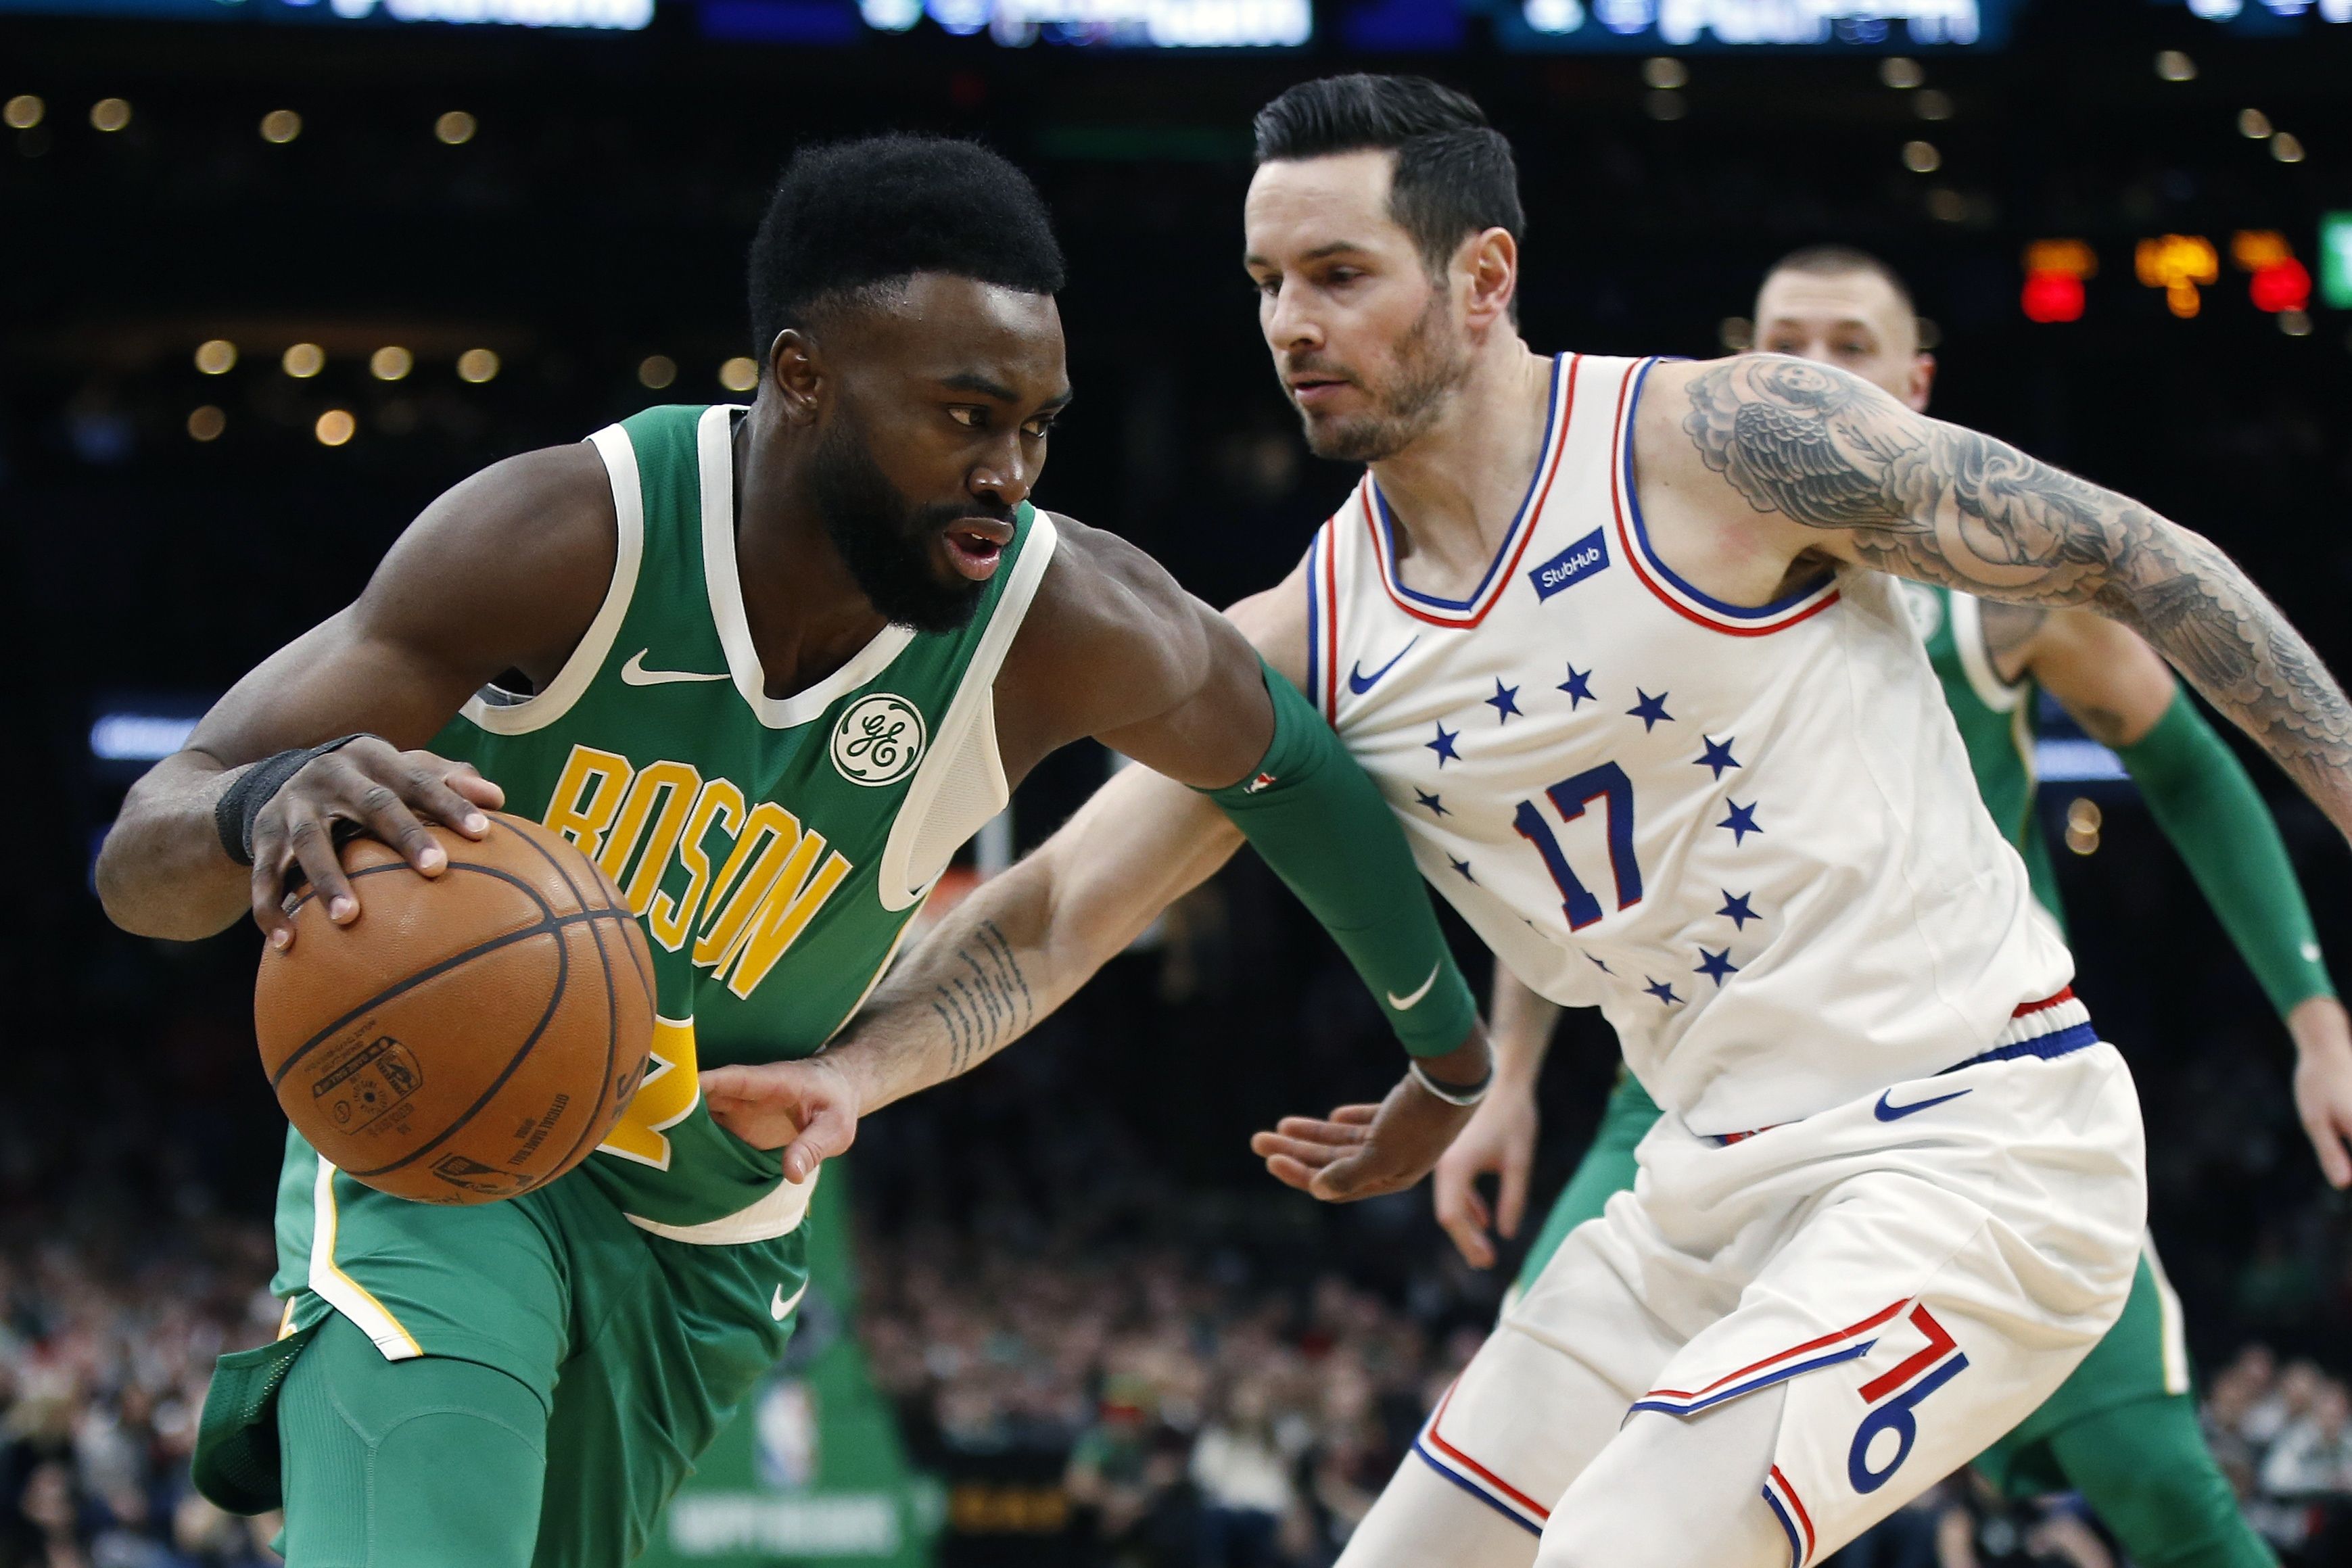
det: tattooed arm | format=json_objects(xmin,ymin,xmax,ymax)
[
  {"xmin": 699, "ymin": 758, "xmax": 1246, "ymax": 1179},
  {"xmin": 1660, "ymin": 354, "xmax": 2352, "ymax": 837}
]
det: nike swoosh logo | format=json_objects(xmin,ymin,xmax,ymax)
[
  {"xmin": 771, "ymin": 1279, "xmax": 809, "ymax": 1321},
  {"xmin": 621, "ymin": 649, "xmax": 730, "ymax": 686},
  {"xmin": 1387, "ymin": 964, "xmax": 1441, "ymax": 1011},
  {"xmin": 1348, "ymin": 638, "xmax": 1419, "ymax": 694},
  {"xmin": 1873, "ymin": 1087, "xmax": 1972, "ymax": 1122}
]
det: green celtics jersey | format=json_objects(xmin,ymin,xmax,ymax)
[
  {"xmin": 1900, "ymin": 581, "xmax": 2065, "ymax": 928},
  {"xmin": 431, "ymin": 403, "xmax": 1058, "ymax": 1233}
]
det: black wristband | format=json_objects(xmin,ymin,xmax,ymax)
[{"xmin": 214, "ymin": 735, "xmax": 369, "ymax": 867}]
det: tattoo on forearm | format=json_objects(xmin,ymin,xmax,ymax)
[
  {"xmin": 1682, "ymin": 356, "xmax": 2352, "ymax": 805},
  {"xmin": 928, "ymin": 920, "xmax": 1036, "ymax": 1076}
]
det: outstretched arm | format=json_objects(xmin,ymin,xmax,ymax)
[
  {"xmin": 707, "ymin": 550, "xmax": 1490, "ymax": 1195},
  {"xmin": 2019, "ymin": 609, "xmax": 2352, "ymax": 1185},
  {"xmin": 702, "ymin": 760, "xmax": 1246, "ymax": 1174},
  {"xmin": 1672, "ymin": 355, "xmax": 2352, "ymax": 841}
]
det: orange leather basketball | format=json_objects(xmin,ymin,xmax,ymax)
[{"xmin": 254, "ymin": 812, "xmax": 654, "ymax": 1204}]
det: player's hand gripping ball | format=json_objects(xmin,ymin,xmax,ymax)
[{"xmin": 254, "ymin": 813, "xmax": 655, "ymax": 1204}]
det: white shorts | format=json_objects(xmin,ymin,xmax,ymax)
[{"xmin": 1413, "ymin": 993, "xmax": 2146, "ymax": 1565}]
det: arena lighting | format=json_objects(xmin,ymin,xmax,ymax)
[
  {"xmin": 456, "ymin": 348, "xmax": 501, "ymax": 383},
  {"xmin": 2155, "ymin": 49, "xmax": 2196, "ymax": 79},
  {"xmin": 186, "ymin": 406, "xmax": 225, "ymax": 442},
  {"xmin": 2271, "ymin": 133, "xmax": 2305, "ymax": 164},
  {"xmin": 1879, "ymin": 54, "xmax": 1923, "ymax": 86},
  {"xmin": 89, "ymin": 713, "xmax": 198, "ymax": 762},
  {"xmin": 1642, "ymin": 55, "xmax": 1687, "ymax": 87},
  {"xmin": 638, "ymin": 355, "xmax": 677, "ymax": 389},
  {"xmin": 2136, "ymin": 235, "xmax": 2217, "ymax": 318},
  {"xmin": 370, "ymin": 346, "xmax": 413, "ymax": 381},
  {"xmin": 718, "ymin": 358, "xmax": 759, "ymax": 393},
  {"xmin": 259, "ymin": 109, "xmax": 301, "ymax": 144},
  {"xmin": 2240, "ymin": 108, "xmax": 2273, "ymax": 139},
  {"xmin": 1902, "ymin": 139, "xmax": 1939, "ymax": 172},
  {"xmin": 3, "ymin": 95, "xmax": 42, "ymax": 130},
  {"xmin": 2232, "ymin": 231, "xmax": 2312, "ymax": 315},
  {"xmin": 89, "ymin": 97, "xmax": 131, "ymax": 132},
  {"xmin": 315, "ymin": 409, "xmax": 356, "ymax": 446},
  {"xmin": 281, "ymin": 342, "xmax": 325, "ymax": 377},
  {"xmin": 2021, "ymin": 239, "xmax": 2094, "ymax": 324},
  {"xmin": 2320, "ymin": 214, "xmax": 2352, "ymax": 310},
  {"xmin": 193, "ymin": 339, "xmax": 236, "ymax": 375},
  {"xmin": 436, "ymin": 111, "xmax": 478, "ymax": 144}
]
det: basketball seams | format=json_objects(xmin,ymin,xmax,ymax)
[
  {"xmin": 262, "ymin": 816, "xmax": 655, "ymax": 1199},
  {"xmin": 339, "ymin": 908, "xmax": 575, "ymax": 1181},
  {"xmin": 504, "ymin": 821, "xmax": 632, "ymax": 1179}
]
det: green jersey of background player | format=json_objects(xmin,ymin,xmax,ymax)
[
  {"xmin": 96, "ymin": 137, "xmax": 1492, "ymax": 1568},
  {"xmin": 1432, "ymin": 245, "xmax": 2352, "ymax": 1568}
]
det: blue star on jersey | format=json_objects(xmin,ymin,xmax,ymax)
[
  {"xmin": 1696, "ymin": 736, "xmax": 1740, "ymax": 780},
  {"xmin": 1628, "ymin": 689, "xmax": 1674, "ymax": 730},
  {"xmin": 1695, "ymin": 947, "xmax": 1739, "ymax": 985},
  {"xmin": 1428, "ymin": 722, "xmax": 1461, "ymax": 766},
  {"xmin": 1717, "ymin": 891, "xmax": 1760, "ymax": 930},
  {"xmin": 1415, "ymin": 789, "xmax": 1449, "ymax": 817},
  {"xmin": 1558, "ymin": 664, "xmax": 1595, "ymax": 708},
  {"xmin": 1486, "ymin": 680, "xmax": 1523, "ymax": 722},
  {"xmin": 1643, "ymin": 977, "xmax": 1682, "ymax": 1007},
  {"xmin": 1449, "ymin": 856, "xmax": 1477, "ymax": 884},
  {"xmin": 1587, "ymin": 953, "xmax": 1614, "ymax": 974},
  {"xmin": 1719, "ymin": 800, "xmax": 1763, "ymax": 845}
]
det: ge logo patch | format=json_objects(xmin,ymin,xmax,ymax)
[{"xmin": 831, "ymin": 693, "xmax": 926, "ymax": 787}]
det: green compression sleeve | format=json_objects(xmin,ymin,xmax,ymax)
[
  {"xmin": 1199, "ymin": 661, "xmax": 1478, "ymax": 1058},
  {"xmin": 2119, "ymin": 688, "xmax": 2334, "ymax": 1017}
]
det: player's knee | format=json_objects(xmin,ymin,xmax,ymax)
[
  {"xmin": 279, "ymin": 1316, "xmax": 547, "ymax": 1568},
  {"xmin": 1535, "ymin": 1402, "xmax": 1790, "ymax": 1568}
]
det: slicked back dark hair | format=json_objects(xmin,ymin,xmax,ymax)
[
  {"xmin": 1763, "ymin": 244, "xmax": 1917, "ymax": 319},
  {"xmin": 747, "ymin": 135, "xmax": 1066, "ymax": 362},
  {"xmin": 1252, "ymin": 74, "xmax": 1526, "ymax": 279}
]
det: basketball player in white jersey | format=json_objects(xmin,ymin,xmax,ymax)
[{"xmin": 703, "ymin": 76, "xmax": 2352, "ymax": 1567}]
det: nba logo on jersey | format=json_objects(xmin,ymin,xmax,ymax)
[{"xmin": 1528, "ymin": 527, "xmax": 1609, "ymax": 602}]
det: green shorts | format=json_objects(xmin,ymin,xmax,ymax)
[
  {"xmin": 195, "ymin": 1133, "xmax": 808, "ymax": 1565},
  {"xmin": 1516, "ymin": 1070, "xmax": 2189, "ymax": 1482}
]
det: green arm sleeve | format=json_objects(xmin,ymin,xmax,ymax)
[
  {"xmin": 2117, "ymin": 688, "xmax": 2335, "ymax": 1017},
  {"xmin": 1198, "ymin": 661, "xmax": 1478, "ymax": 1058}
]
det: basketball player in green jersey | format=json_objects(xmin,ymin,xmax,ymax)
[
  {"xmin": 96, "ymin": 137, "xmax": 1490, "ymax": 1568},
  {"xmin": 1432, "ymin": 245, "xmax": 2352, "ymax": 1568}
]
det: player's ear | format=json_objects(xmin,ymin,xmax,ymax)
[
  {"xmin": 767, "ymin": 329, "xmax": 824, "ymax": 427},
  {"xmin": 1906, "ymin": 352, "xmax": 1936, "ymax": 414},
  {"xmin": 1461, "ymin": 227, "xmax": 1518, "ymax": 333}
]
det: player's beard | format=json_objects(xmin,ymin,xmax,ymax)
[
  {"xmin": 807, "ymin": 411, "xmax": 997, "ymax": 635},
  {"xmin": 1291, "ymin": 287, "xmax": 1472, "ymax": 464}
]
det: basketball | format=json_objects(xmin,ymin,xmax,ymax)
[{"xmin": 254, "ymin": 813, "xmax": 655, "ymax": 1206}]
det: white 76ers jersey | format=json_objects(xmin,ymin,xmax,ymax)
[{"xmin": 1304, "ymin": 354, "xmax": 2073, "ymax": 1134}]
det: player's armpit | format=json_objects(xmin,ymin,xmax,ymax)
[
  {"xmin": 1666, "ymin": 353, "xmax": 2352, "ymax": 845},
  {"xmin": 2021, "ymin": 609, "xmax": 2177, "ymax": 749}
]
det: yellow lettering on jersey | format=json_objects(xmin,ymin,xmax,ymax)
[
  {"xmin": 722, "ymin": 838, "xmax": 851, "ymax": 999},
  {"xmin": 598, "ymin": 1015, "xmax": 700, "ymax": 1170},
  {"xmin": 649, "ymin": 778, "xmax": 745, "ymax": 954},
  {"xmin": 597, "ymin": 759, "xmax": 703, "ymax": 915},
  {"xmin": 544, "ymin": 746, "xmax": 633, "ymax": 860},
  {"xmin": 692, "ymin": 802, "xmax": 803, "ymax": 972}
]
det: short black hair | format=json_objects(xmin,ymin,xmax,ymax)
[
  {"xmin": 747, "ymin": 135, "xmax": 1066, "ymax": 360},
  {"xmin": 1762, "ymin": 244, "xmax": 1916, "ymax": 318},
  {"xmin": 1252, "ymin": 74, "xmax": 1526, "ymax": 277}
]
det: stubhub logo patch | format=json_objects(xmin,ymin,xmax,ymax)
[{"xmin": 1530, "ymin": 528, "xmax": 1610, "ymax": 602}]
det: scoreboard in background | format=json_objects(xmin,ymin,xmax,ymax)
[
  {"xmin": 2163, "ymin": 0, "xmax": 2351, "ymax": 30},
  {"xmin": 0, "ymin": 0, "xmax": 650, "ymax": 26}
]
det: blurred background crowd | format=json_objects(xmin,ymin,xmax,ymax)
[{"xmin": 7, "ymin": 0, "xmax": 2352, "ymax": 1561}]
